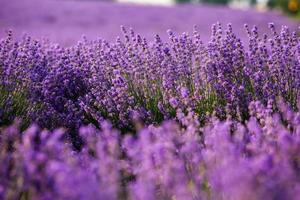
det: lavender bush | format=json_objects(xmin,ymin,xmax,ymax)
[{"xmin": 0, "ymin": 23, "xmax": 300, "ymax": 199}]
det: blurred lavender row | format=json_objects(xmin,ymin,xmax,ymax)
[
  {"xmin": 0, "ymin": 0, "xmax": 299, "ymax": 45},
  {"xmin": 1, "ymin": 98, "xmax": 300, "ymax": 200}
]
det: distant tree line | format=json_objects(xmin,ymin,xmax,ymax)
[
  {"xmin": 176, "ymin": 0, "xmax": 299, "ymax": 15},
  {"xmin": 268, "ymin": 0, "xmax": 300, "ymax": 14}
]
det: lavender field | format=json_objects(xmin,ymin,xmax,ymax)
[
  {"xmin": 1, "ymin": 0, "xmax": 300, "ymax": 200},
  {"xmin": 0, "ymin": 0, "xmax": 299, "ymax": 45}
]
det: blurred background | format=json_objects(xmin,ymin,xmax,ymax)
[
  {"xmin": 122, "ymin": 0, "xmax": 300, "ymax": 15},
  {"xmin": 0, "ymin": 0, "xmax": 299, "ymax": 45}
]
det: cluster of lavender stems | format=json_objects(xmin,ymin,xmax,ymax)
[
  {"xmin": 1, "ymin": 23, "xmax": 299, "ymax": 130},
  {"xmin": 0, "ymin": 23, "xmax": 300, "ymax": 199}
]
